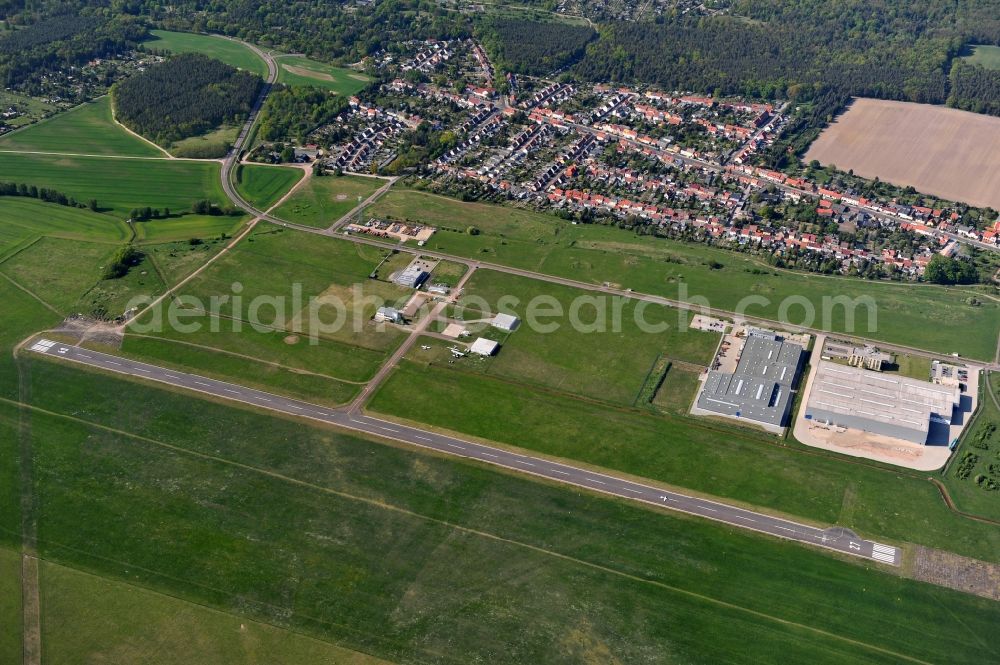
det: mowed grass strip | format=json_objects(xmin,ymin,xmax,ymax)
[
  {"xmin": 19, "ymin": 361, "xmax": 1000, "ymax": 665},
  {"xmin": 456, "ymin": 269, "xmax": 719, "ymax": 404},
  {"xmin": 272, "ymin": 174, "xmax": 382, "ymax": 228},
  {"xmin": 235, "ymin": 163, "xmax": 304, "ymax": 210},
  {"xmin": 274, "ymin": 55, "xmax": 371, "ymax": 94},
  {"xmin": 368, "ymin": 360, "xmax": 1000, "ymax": 563},
  {"xmin": 0, "ymin": 97, "xmax": 165, "ymax": 157},
  {"xmin": 40, "ymin": 559, "xmax": 389, "ymax": 665},
  {"xmin": 0, "ymin": 197, "xmax": 130, "ymax": 245},
  {"xmin": 0, "ymin": 152, "xmax": 228, "ymax": 217},
  {"xmin": 368, "ymin": 189, "xmax": 999, "ymax": 359},
  {"xmin": 118, "ymin": 335, "xmax": 361, "ymax": 406},
  {"xmin": 145, "ymin": 30, "xmax": 268, "ymax": 77},
  {"xmin": 0, "ymin": 547, "xmax": 22, "ymax": 665}
]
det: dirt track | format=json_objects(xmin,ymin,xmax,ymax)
[{"xmin": 805, "ymin": 98, "xmax": 1000, "ymax": 210}]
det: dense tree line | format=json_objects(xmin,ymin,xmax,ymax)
[
  {"xmin": 112, "ymin": 53, "xmax": 261, "ymax": 145},
  {"xmin": 0, "ymin": 180, "xmax": 91, "ymax": 209},
  {"xmin": 0, "ymin": 13, "xmax": 146, "ymax": 87},
  {"xmin": 924, "ymin": 254, "xmax": 979, "ymax": 284},
  {"xmin": 478, "ymin": 19, "xmax": 595, "ymax": 76},
  {"xmin": 947, "ymin": 60, "xmax": 1000, "ymax": 116},
  {"xmin": 258, "ymin": 85, "xmax": 349, "ymax": 143}
]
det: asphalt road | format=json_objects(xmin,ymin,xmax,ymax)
[{"xmin": 28, "ymin": 338, "xmax": 900, "ymax": 567}]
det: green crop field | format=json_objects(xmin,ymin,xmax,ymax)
[
  {"xmin": 0, "ymin": 152, "xmax": 228, "ymax": 217},
  {"xmin": 39, "ymin": 559, "xmax": 388, "ymax": 665},
  {"xmin": 1, "ymin": 236, "xmax": 122, "ymax": 312},
  {"xmin": 450, "ymin": 269, "xmax": 720, "ymax": 404},
  {"xmin": 168, "ymin": 124, "xmax": 238, "ymax": 158},
  {"xmin": 122, "ymin": 226, "xmax": 409, "ymax": 398},
  {"xmin": 0, "ymin": 97, "xmax": 165, "ymax": 157},
  {"xmin": 274, "ymin": 55, "xmax": 371, "ymax": 94},
  {"xmin": 235, "ymin": 163, "xmax": 304, "ymax": 210},
  {"xmin": 12, "ymin": 360, "xmax": 1000, "ymax": 664},
  {"xmin": 0, "ymin": 197, "xmax": 129, "ymax": 253},
  {"xmin": 368, "ymin": 360, "xmax": 1000, "ymax": 563},
  {"xmin": 0, "ymin": 548, "xmax": 21, "ymax": 665},
  {"xmin": 272, "ymin": 174, "xmax": 382, "ymax": 227},
  {"xmin": 368, "ymin": 190, "xmax": 999, "ymax": 359},
  {"xmin": 145, "ymin": 30, "xmax": 268, "ymax": 77},
  {"xmin": 962, "ymin": 44, "xmax": 1000, "ymax": 70}
]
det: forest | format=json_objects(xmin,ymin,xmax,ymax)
[
  {"xmin": 112, "ymin": 53, "xmax": 261, "ymax": 145},
  {"xmin": 478, "ymin": 19, "xmax": 595, "ymax": 76},
  {"xmin": 948, "ymin": 60, "xmax": 1000, "ymax": 115},
  {"xmin": 257, "ymin": 86, "xmax": 349, "ymax": 143},
  {"xmin": 0, "ymin": 13, "xmax": 146, "ymax": 86}
]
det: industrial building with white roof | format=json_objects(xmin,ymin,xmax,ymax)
[{"xmin": 804, "ymin": 361, "xmax": 960, "ymax": 444}]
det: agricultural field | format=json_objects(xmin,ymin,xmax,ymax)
[
  {"xmin": 121, "ymin": 226, "xmax": 410, "ymax": 402},
  {"xmin": 368, "ymin": 360, "xmax": 1000, "ymax": 563},
  {"xmin": 272, "ymin": 174, "xmax": 382, "ymax": 227},
  {"xmin": 961, "ymin": 44, "xmax": 1000, "ymax": 70},
  {"xmin": 450, "ymin": 269, "xmax": 719, "ymax": 404},
  {"xmin": 40, "ymin": 560, "xmax": 387, "ymax": 665},
  {"xmin": 944, "ymin": 373, "xmax": 1000, "ymax": 521},
  {"xmin": 130, "ymin": 214, "xmax": 246, "ymax": 244},
  {"xmin": 0, "ymin": 197, "xmax": 130, "ymax": 252},
  {"xmin": 234, "ymin": 163, "xmax": 304, "ymax": 210},
  {"xmin": 0, "ymin": 152, "xmax": 228, "ymax": 216},
  {"xmin": 0, "ymin": 97, "xmax": 165, "ymax": 157},
  {"xmin": 804, "ymin": 98, "xmax": 1000, "ymax": 210},
  {"xmin": 144, "ymin": 30, "xmax": 268, "ymax": 77},
  {"xmin": 274, "ymin": 55, "xmax": 371, "ymax": 94},
  {"xmin": 14, "ymin": 359, "xmax": 1000, "ymax": 664},
  {"xmin": 368, "ymin": 189, "xmax": 999, "ymax": 359}
]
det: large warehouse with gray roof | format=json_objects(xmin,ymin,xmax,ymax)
[
  {"xmin": 803, "ymin": 361, "xmax": 960, "ymax": 444},
  {"xmin": 695, "ymin": 329, "xmax": 806, "ymax": 431}
]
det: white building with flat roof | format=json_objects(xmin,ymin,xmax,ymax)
[
  {"xmin": 469, "ymin": 338, "xmax": 499, "ymax": 356},
  {"xmin": 491, "ymin": 313, "xmax": 519, "ymax": 331},
  {"xmin": 804, "ymin": 361, "xmax": 960, "ymax": 444}
]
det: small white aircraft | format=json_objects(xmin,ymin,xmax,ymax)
[
  {"xmin": 420, "ymin": 345, "xmax": 432, "ymax": 350},
  {"xmin": 448, "ymin": 347, "xmax": 466, "ymax": 358}
]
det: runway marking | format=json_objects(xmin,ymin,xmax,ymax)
[
  {"xmin": 480, "ymin": 452, "xmax": 498, "ymax": 459},
  {"xmin": 415, "ymin": 435, "xmax": 432, "ymax": 441},
  {"xmin": 446, "ymin": 443, "xmax": 465, "ymax": 450},
  {"xmin": 589, "ymin": 479, "xmax": 606, "ymax": 485},
  {"xmin": 105, "ymin": 361, "xmax": 121, "ymax": 366},
  {"xmin": 134, "ymin": 367, "xmax": 150, "ymax": 373},
  {"xmin": 550, "ymin": 469, "xmax": 569, "ymax": 476},
  {"xmin": 773, "ymin": 525, "xmax": 797, "ymax": 533},
  {"xmin": 517, "ymin": 460, "xmax": 535, "ymax": 467},
  {"xmin": 871, "ymin": 551, "xmax": 895, "ymax": 563},
  {"xmin": 256, "ymin": 397, "xmax": 271, "ymax": 402},
  {"xmin": 623, "ymin": 487, "xmax": 643, "ymax": 494},
  {"xmin": 288, "ymin": 405, "xmax": 303, "ymax": 410},
  {"xmin": 377, "ymin": 425, "xmax": 399, "ymax": 432},
  {"xmin": 194, "ymin": 381, "xmax": 210, "ymax": 387},
  {"xmin": 77, "ymin": 353, "xmax": 92, "ymax": 359},
  {"xmin": 700, "ymin": 506, "xmax": 716, "ymax": 512},
  {"xmin": 224, "ymin": 389, "xmax": 240, "ymax": 394}
]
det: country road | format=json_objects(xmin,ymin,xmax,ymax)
[{"xmin": 26, "ymin": 338, "xmax": 901, "ymax": 567}]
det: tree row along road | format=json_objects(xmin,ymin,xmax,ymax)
[{"xmin": 25, "ymin": 338, "xmax": 901, "ymax": 567}]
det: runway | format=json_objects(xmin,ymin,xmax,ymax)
[{"xmin": 28, "ymin": 339, "xmax": 900, "ymax": 567}]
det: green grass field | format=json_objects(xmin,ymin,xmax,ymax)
[
  {"xmin": 0, "ymin": 197, "xmax": 129, "ymax": 255},
  {"xmin": 274, "ymin": 55, "xmax": 371, "ymax": 94},
  {"xmin": 450, "ymin": 269, "xmax": 719, "ymax": 404},
  {"xmin": 962, "ymin": 44, "xmax": 1000, "ymax": 69},
  {"xmin": 131, "ymin": 214, "xmax": 246, "ymax": 244},
  {"xmin": 145, "ymin": 30, "xmax": 268, "ymax": 77},
  {"xmin": 0, "ymin": 97, "xmax": 164, "ymax": 157},
  {"xmin": 121, "ymin": 227, "xmax": 409, "ymax": 398},
  {"xmin": 368, "ymin": 190, "xmax": 999, "ymax": 359},
  {"xmin": 651, "ymin": 364, "xmax": 702, "ymax": 415},
  {"xmin": 272, "ymin": 174, "xmax": 382, "ymax": 227},
  {"xmin": 943, "ymin": 373, "xmax": 1000, "ymax": 520},
  {"xmin": 235, "ymin": 163, "xmax": 304, "ymax": 210},
  {"xmin": 40, "ymin": 559, "xmax": 387, "ymax": 665},
  {"xmin": 368, "ymin": 360, "xmax": 1000, "ymax": 563},
  {"xmin": 0, "ymin": 547, "xmax": 21, "ymax": 665},
  {"xmin": 0, "ymin": 152, "xmax": 228, "ymax": 217},
  {"xmin": 168, "ymin": 124, "xmax": 238, "ymax": 157},
  {"xmin": 14, "ymin": 359, "xmax": 1000, "ymax": 664}
]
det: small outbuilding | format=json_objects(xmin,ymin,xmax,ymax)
[
  {"xmin": 491, "ymin": 313, "xmax": 520, "ymax": 331},
  {"xmin": 374, "ymin": 306, "xmax": 404, "ymax": 324},
  {"xmin": 469, "ymin": 338, "xmax": 499, "ymax": 356}
]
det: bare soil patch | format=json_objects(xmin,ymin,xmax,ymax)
[
  {"xmin": 911, "ymin": 545, "xmax": 1000, "ymax": 601},
  {"xmin": 805, "ymin": 98, "xmax": 1000, "ymax": 209}
]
